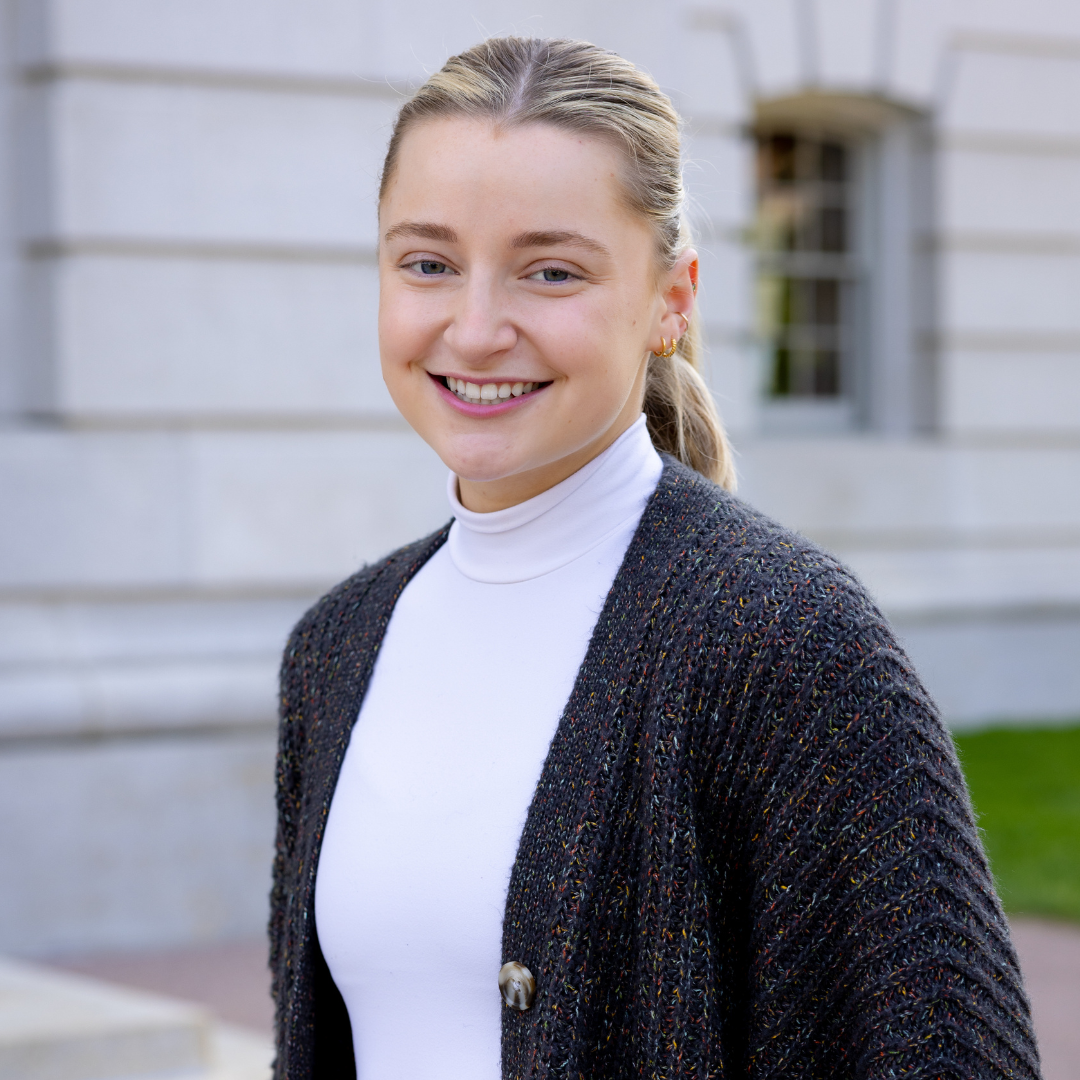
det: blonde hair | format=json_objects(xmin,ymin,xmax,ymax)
[{"xmin": 379, "ymin": 36, "xmax": 736, "ymax": 490}]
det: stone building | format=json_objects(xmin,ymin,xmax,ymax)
[{"xmin": 1, "ymin": 0, "xmax": 1078, "ymax": 955}]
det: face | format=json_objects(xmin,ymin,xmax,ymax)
[{"xmin": 378, "ymin": 117, "xmax": 696, "ymax": 512}]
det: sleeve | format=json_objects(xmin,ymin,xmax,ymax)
[
  {"xmin": 268, "ymin": 604, "xmax": 318, "ymax": 1057},
  {"xmin": 736, "ymin": 565, "xmax": 1041, "ymax": 1079}
]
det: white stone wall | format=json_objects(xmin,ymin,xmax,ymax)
[{"xmin": 1, "ymin": 0, "xmax": 1077, "ymax": 953}]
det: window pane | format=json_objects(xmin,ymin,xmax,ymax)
[
  {"xmin": 759, "ymin": 134, "xmax": 797, "ymax": 182},
  {"xmin": 771, "ymin": 346, "xmax": 792, "ymax": 396},
  {"xmin": 820, "ymin": 142, "xmax": 847, "ymax": 182},
  {"xmin": 813, "ymin": 350, "xmax": 841, "ymax": 395},
  {"xmin": 819, "ymin": 206, "xmax": 846, "ymax": 252},
  {"xmin": 812, "ymin": 279, "xmax": 840, "ymax": 325}
]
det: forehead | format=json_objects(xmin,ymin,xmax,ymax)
[{"xmin": 381, "ymin": 117, "xmax": 644, "ymax": 240}]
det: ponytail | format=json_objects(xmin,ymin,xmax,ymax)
[{"xmin": 644, "ymin": 302, "xmax": 736, "ymax": 490}]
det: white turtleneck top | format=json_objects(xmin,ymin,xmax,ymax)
[{"xmin": 314, "ymin": 415, "xmax": 663, "ymax": 1079}]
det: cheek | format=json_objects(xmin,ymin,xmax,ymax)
[
  {"xmin": 527, "ymin": 290, "xmax": 641, "ymax": 377},
  {"xmin": 551, "ymin": 292, "xmax": 647, "ymax": 387},
  {"xmin": 378, "ymin": 285, "xmax": 435, "ymax": 372}
]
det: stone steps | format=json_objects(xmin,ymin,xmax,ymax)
[{"xmin": 0, "ymin": 957, "xmax": 271, "ymax": 1080}]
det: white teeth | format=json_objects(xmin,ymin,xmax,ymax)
[{"xmin": 447, "ymin": 378, "xmax": 542, "ymax": 404}]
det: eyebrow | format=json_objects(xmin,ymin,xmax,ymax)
[
  {"xmin": 510, "ymin": 230, "xmax": 612, "ymax": 258},
  {"xmin": 383, "ymin": 221, "xmax": 459, "ymax": 244}
]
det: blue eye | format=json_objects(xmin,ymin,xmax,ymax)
[
  {"xmin": 419, "ymin": 260, "xmax": 448, "ymax": 275},
  {"xmin": 531, "ymin": 267, "xmax": 573, "ymax": 283}
]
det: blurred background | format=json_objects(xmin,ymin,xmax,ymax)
[{"xmin": 0, "ymin": 1, "xmax": 1078, "ymax": 1078}]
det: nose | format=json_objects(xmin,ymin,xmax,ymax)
[{"xmin": 442, "ymin": 273, "xmax": 517, "ymax": 367}]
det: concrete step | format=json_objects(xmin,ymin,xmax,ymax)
[
  {"xmin": 0, "ymin": 957, "xmax": 271, "ymax": 1080},
  {"xmin": 200, "ymin": 1025, "xmax": 273, "ymax": 1080}
]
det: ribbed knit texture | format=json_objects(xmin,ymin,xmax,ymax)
[{"xmin": 271, "ymin": 458, "xmax": 1040, "ymax": 1080}]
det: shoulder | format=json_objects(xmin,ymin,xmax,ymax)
[
  {"xmin": 645, "ymin": 458, "xmax": 911, "ymax": 691},
  {"xmin": 645, "ymin": 455, "xmax": 862, "ymax": 606},
  {"xmin": 281, "ymin": 523, "xmax": 451, "ymax": 677},
  {"xmin": 647, "ymin": 460, "xmax": 943, "ymax": 751}
]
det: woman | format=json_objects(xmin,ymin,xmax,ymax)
[{"xmin": 270, "ymin": 37, "xmax": 1039, "ymax": 1080}]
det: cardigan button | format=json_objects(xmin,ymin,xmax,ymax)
[{"xmin": 498, "ymin": 961, "xmax": 535, "ymax": 1011}]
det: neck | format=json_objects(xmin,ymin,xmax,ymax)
[{"xmin": 446, "ymin": 413, "xmax": 663, "ymax": 584}]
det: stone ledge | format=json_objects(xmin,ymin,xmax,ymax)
[{"xmin": 0, "ymin": 958, "xmax": 270, "ymax": 1080}]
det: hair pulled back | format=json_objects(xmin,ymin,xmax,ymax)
[{"xmin": 379, "ymin": 36, "xmax": 735, "ymax": 490}]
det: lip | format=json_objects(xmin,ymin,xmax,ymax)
[{"xmin": 429, "ymin": 372, "xmax": 550, "ymax": 417}]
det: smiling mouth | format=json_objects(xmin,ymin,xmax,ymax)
[{"xmin": 440, "ymin": 376, "xmax": 550, "ymax": 405}]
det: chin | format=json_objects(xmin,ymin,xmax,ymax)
[
  {"xmin": 449, "ymin": 459, "xmax": 520, "ymax": 484},
  {"xmin": 439, "ymin": 436, "xmax": 528, "ymax": 484}
]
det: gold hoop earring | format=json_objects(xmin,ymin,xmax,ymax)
[
  {"xmin": 653, "ymin": 337, "xmax": 678, "ymax": 359},
  {"xmin": 677, "ymin": 312, "xmax": 690, "ymax": 332}
]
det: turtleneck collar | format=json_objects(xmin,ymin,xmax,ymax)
[{"xmin": 446, "ymin": 414, "xmax": 663, "ymax": 584}]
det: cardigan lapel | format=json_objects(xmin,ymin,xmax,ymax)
[{"xmin": 500, "ymin": 459, "xmax": 733, "ymax": 1079}]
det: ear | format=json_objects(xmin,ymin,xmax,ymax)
[{"xmin": 651, "ymin": 248, "xmax": 698, "ymax": 353}]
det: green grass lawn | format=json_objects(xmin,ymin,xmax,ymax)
[{"xmin": 953, "ymin": 725, "xmax": 1080, "ymax": 922}]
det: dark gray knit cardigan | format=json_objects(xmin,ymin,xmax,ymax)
[{"xmin": 270, "ymin": 457, "xmax": 1040, "ymax": 1079}]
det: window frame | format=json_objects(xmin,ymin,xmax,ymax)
[
  {"xmin": 753, "ymin": 125, "xmax": 866, "ymax": 433},
  {"xmin": 748, "ymin": 93, "xmax": 935, "ymax": 437}
]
